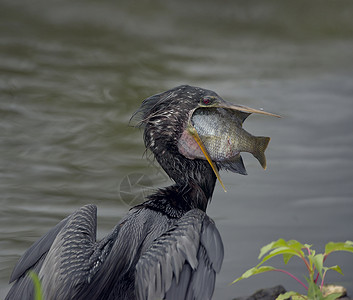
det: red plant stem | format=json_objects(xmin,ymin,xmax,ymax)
[
  {"xmin": 272, "ymin": 269, "xmax": 308, "ymax": 291},
  {"xmin": 320, "ymin": 270, "xmax": 327, "ymax": 290},
  {"xmin": 314, "ymin": 272, "xmax": 319, "ymax": 284},
  {"xmin": 323, "ymin": 253, "xmax": 328, "ymax": 263},
  {"xmin": 299, "ymin": 253, "xmax": 311, "ymax": 274}
]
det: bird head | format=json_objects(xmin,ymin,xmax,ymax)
[{"xmin": 131, "ymin": 85, "xmax": 279, "ymax": 192}]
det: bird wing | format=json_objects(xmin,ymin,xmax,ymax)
[
  {"xmin": 38, "ymin": 204, "xmax": 99, "ymax": 298},
  {"xmin": 6, "ymin": 204, "xmax": 100, "ymax": 300},
  {"xmin": 6, "ymin": 214, "xmax": 71, "ymax": 300},
  {"xmin": 9, "ymin": 213, "xmax": 71, "ymax": 283},
  {"xmin": 135, "ymin": 208, "xmax": 224, "ymax": 300}
]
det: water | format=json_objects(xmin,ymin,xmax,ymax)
[{"xmin": 1, "ymin": 0, "xmax": 353, "ymax": 298}]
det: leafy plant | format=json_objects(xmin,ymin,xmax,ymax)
[
  {"xmin": 28, "ymin": 271, "xmax": 43, "ymax": 300},
  {"xmin": 232, "ymin": 239, "xmax": 353, "ymax": 300}
]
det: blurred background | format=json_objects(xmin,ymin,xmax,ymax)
[{"xmin": 0, "ymin": 0, "xmax": 352, "ymax": 298}]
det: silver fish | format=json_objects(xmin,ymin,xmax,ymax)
[
  {"xmin": 191, "ymin": 107, "xmax": 270, "ymax": 170},
  {"xmin": 178, "ymin": 102, "xmax": 278, "ymax": 189}
]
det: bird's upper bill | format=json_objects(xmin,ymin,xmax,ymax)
[{"xmin": 177, "ymin": 96, "xmax": 280, "ymax": 191}]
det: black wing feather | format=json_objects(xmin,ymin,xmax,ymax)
[
  {"xmin": 6, "ymin": 205, "xmax": 98, "ymax": 300},
  {"xmin": 39, "ymin": 204, "xmax": 97, "ymax": 299},
  {"xmin": 135, "ymin": 208, "xmax": 224, "ymax": 300},
  {"xmin": 9, "ymin": 214, "xmax": 70, "ymax": 283}
]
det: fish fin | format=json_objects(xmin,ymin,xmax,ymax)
[
  {"xmin": 253, "ymin": 136, "xmax": 270, "ymax": 169},
  {"xmin": 233, "ymin": 111, "xmax": 251, "ymax": 123},
  {"xmin": 217, "ymin": 155, "xmax": 247, "ymax": 175}
]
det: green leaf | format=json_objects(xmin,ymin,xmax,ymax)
[
  {"xmin": 324, "ymin": 265, "xmax": 344, "ymax": 276},
  {"xmin": 325, "ymin": 241, "xmax": 353, "ymax": 255},
  {"xmin": 259, "ymin": 239, "xmax": 285, "ymax": 259},
  {"xmin": 286, "ymin": 239, "xmax": 306, "ymax": 252},
  {"xmin": 323, "ymin": 293, "xmax": 344, "ymax": 300},
  {"xmin": 259, "ymin": 239, "xmax": 302, "ymax": 257},
  {"xmin": 292, "ymin": 295, "xmax": 308, "ymax": 300},
  {"xmin": 276, "ymin": 291, "xmax": 301, "ymax": 300},
  {"xmin": 307, "ymin": 277, "xmax": 323, "ymax": 300},
  {"xmin": 283, "ymin": 253, "xmax": 295, "ymax": 264},
  {"xmin": 231, "ymin": 266, "xmax": 275, "ymax": 284},
  {"xmin": 312, "ymin": 253, "xmax": 324, "ymax": 278},
  {"xmin": 28, "ymin": 271, "xmax": 43, "ymax": 300},
  {"xmin": 307, "ymin": 289, "xmax": 322, "ymax": 299},
  {"xmin": 303, "ymin": 244, "xmax": 313, "ymax": 249},
  {"xmin": 258, "ymin": 248, "xmax": 303, "ymax": 267}
]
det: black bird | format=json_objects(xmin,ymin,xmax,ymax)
[{"xmin": 6, "ymin": 85, "xmax": 277, "ymax": 300}]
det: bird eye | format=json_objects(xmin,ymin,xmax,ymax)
[{"xmin": 202, "ymin": 97, "xmax": 213, "ymax": 105}]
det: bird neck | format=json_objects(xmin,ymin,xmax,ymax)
[{"xmin": 153, "ymin": 149, "xmax": 217, "ymax": 211}]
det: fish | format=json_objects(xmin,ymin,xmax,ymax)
[
  {"xmin": 191, "ymin": 107, "xmax": 270, "ymax": 170},
  {"xmin": 178, "ymin": 103, "xmax": 277, "ymax": 191}
]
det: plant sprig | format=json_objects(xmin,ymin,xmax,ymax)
[
  {"xmin": 28, "ymin": 271, "xmax": 43, "ymax": 300},
  {"xmin": 232, "ymin": 239, "xmax": 353, "ymax": 300}
]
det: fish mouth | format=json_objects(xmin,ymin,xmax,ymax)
[{"xmin": 178, "ymin": 101, "xmax": 280, "ymax": 192}]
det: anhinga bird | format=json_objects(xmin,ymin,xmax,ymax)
[{"xmin": 6, "ymin": 85, "xmax": 278, "ymax": 300}]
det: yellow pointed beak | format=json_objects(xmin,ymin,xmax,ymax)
[
  {"xmin": 187, "ymin": 126, "xmax": 227, "ymax": 192},
  {"xmin": 216, "ymin": 102, "xmax": 281, "ymax": 118}
]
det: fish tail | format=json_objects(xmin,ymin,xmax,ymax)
[{"xmin": 253, "ymin": 136, "xmax": 270, "ymax": 169}]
